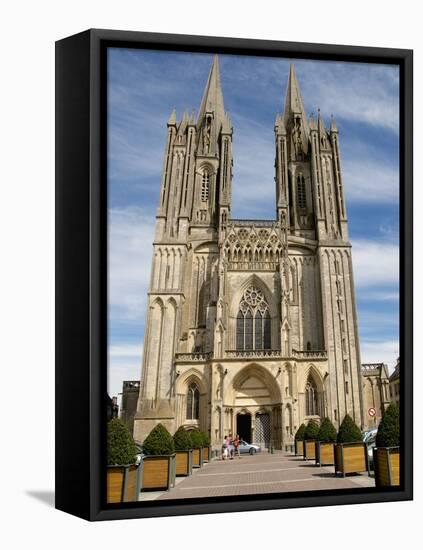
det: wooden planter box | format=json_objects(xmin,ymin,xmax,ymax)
[
  {"xmin": 315, "ymin": 441, "xmax": 335, "ymax": 466},
  {"xmin": 295, "ymin": 439, "xmax": 304, "ymax": 457},
  {"xmin": 303, "ymin": 439, "xmax": 317, "ymax": 460},
  {"xmin": 334, "ymin": 442, "xmax": 369, "ymax": 477},
  {"xmin": 175, "ymin": 450, "xmax": 193, "ymax": 477},
  {"xmin": 192, "ymin": 447, "xmax": 204, "ymax": 468},
  {"xmin": 374, "ymin": 447, "xmax": 400, "ymax": 487},
  {"xmin": 140, "ymin": 454, "xmax": 176, "ymax": 491},
  {"xmin": 107, "ymin": 464, "xmax": 140, "ymax": 503},
  {"xmin": 202, "ymin": 446, "xmax": 210, "ymax": 462}
]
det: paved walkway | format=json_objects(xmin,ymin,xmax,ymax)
[{"xmin": 142, "ymin": 451, "xmax": 374, "ymax": 501}]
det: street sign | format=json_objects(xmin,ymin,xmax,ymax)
[{"xmin": 368, "ymin": 407, "xmax": 376, "ymax": 417}]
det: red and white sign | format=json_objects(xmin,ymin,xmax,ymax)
[{"xmin": 368, "ymin": 407, "xmax": 376, "ymax": 417}]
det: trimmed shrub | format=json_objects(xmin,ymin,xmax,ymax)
[
  {"xmin": 295, "ymin": 423, "xmax": 306, "ymax": 441},
  {"xmin": 317, "ymin": 417, "xmax": 337, "ymax": 442},
  {"xmin": 189, "ymin": 429, "xmax": 203, "ymax": 449},
  {"xmin": 200, "ymin": 431, "xmax": 210, "ymax": 447},
  {"xmin": 173, "ymin": 426, "xmax": 193, "ymax": 451},
  {"xmin": 107, "ymin": 418, "xmax": 137, "ymax": 466},
  {"xmin": 337, "ymin": 414, "xmax": 362, "ymax": 443},
  {"xmin": 142, "ymin": 423, "xmax": 175, "ymax": 456},
  {"xmin": 304, "ymin": 419, "xmax": 320, "ymax": 440},
  {"xmin": 376, "ymin": 403, "xmax": 400, "ymax": 448}
]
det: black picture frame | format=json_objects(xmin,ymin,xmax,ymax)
[{"xmin": 55, "ymin": 28, "xmax": 413, "ymax": 521}]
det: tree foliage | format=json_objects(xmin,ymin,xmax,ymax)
[
  {"xmin": 304, "ymin": 419, "xmax": 320, "ymax": 440},
  {"xmin": 200, "ymin": 431, "xmax": 210, "ymax": 447},
  {"xmin": 295, "ymin": 423, "xmax": 306, "ymax": 441},
  {"xmin": 189, "ymin": 428, "xmax": 203, "ymax": 449},
  {"xmin": 317, "ymin": 417, "xmax": 337, "ymax": 442},
  {"xmin": 337, "ymin": 414, "xmax": 362, "ymax": 443},
  {"xmin": 142, "ymin": 423, "xmax": 175, "ymax": 456},
  {"xmin": 107, "ymin": 418, "xmax": 137, "ymax": 466},
  {"xmin": 376, "ymin": 403, "xmax": 400, "ymax": 447},
  {"xmin": 173, "ymin": 426, "xmax": 193, "ymax": 451}
]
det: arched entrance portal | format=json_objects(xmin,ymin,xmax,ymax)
[
  {"xmin": 236, "ymin": 412, "xmax": 251, "ymax": 442},
  {"xmin": 228, "ymin": 364, "xmax": 282, "ymax": 449},
  {"xmin": 255, "ymin": 412, "xmax": 271, "ymax": 448}
]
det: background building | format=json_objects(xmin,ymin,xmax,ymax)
[
  {"xmin": 120, "ymin": 380, "xmax": 140, "ymax": 435},
  {"xmin": 389, "ymin": 357, "xmax": 400, "ymax": 406},
  {"xmin": 361, "ymin": 363, "xmax": 390, "ymax": 429},
  {"xmin": 106, "ymin": 394, "xmax": 119, "ymax": 421},
  {"xmin": 134, "ymin": 57, "xmax": 363, "ymax": 448}
]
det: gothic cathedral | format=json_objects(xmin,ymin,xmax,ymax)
[{"xmin": 133, "ymin": 56, "xmax": 363, "ymax": 449}]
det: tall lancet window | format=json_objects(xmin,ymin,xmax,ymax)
[
  {"xmin": 297, "ymin": 175, "xmax": 306, "ymax": 209},
  {"xmin": 201, "ymin": 171, "xmax": 210, "ymax": 202},
  {"xmin": 305, "ymin": 375, "xmax": 319, "ymax": 416},
  {"xmin": 186, "ymin": 383, "xmax": 200, "ymax": 420},
  {"xmin": 236, "ymin": 286, "xmax": 271, "ymax": 351}
]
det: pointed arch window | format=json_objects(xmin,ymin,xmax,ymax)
[
  {"xmin": 236, "ymin": 285, "xmax": 271, "ymax": 351},
  {"xmin": 305, "ymin": 376, "xmax": 319, "ymax": 416},
  {"xmin": 186, "ymin": 383, "xmax": 200, "ymax": 420},
  {"xmin": 297, "ymin": 175, "xmax": 306, "ymax": 209},
  {"xmin": 201, "ymin": 171, "xmax": 210, "ymax": 202}
]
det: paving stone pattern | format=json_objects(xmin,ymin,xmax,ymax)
[{"xmin": 153, "ymin": 451, "xmax": 374, "ymax": 501}]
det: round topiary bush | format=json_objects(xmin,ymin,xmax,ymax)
[
  {"xmin": 304, "ymin": 419, "xmax": 320, "ymax": 440},
  {"xmin": 200, "ymin": 431, "xmax": 210, "ymax": 447},
  {"xmin": 376, "ymin": 403, "xmax": 400, "ymax": 448},
  {"xmin": 142, "ymin": 423, "xmax": 175, "ymax": 456},
  {"xmin": 317, "ymin": 417, "xmax": 337, "ymax": 442},
  {"xmin": 189, "ymin": 428, "xmax": 203, "ymax": 449},
  {"xmin": 173, "ymin": 426, "xmax": 193, "ymax": 451},
  {"xmin": 107, "ymin": 418, "xmax": 137, "ymax": 466},
  {"xmin": 295, "ymin": 423, "xmax": 306, "ymax": 441},
  {"xmin": 337, "ymin": 414, "xmax": 362, "ymax": 443}
]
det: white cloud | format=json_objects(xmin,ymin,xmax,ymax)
[
  {"xmin": 358, "ymin": 290, "xmax": 399, "ymax": 302},
  {"xmin": 360, "ymin": 340, "xmax": 399, "ymax": 373},
  {"xmin": 108, "ymin": 343, "xmax": 143, "ymax": 406},
  {"xmin": 351, "ymin": 239, "xmax": 399, "ymax": 288},
  {"xmin": 343, "ymin": 158, "xmax": 398, "ymax": 204},
  {"xmin": 109, "ymin": 344, "xmax": 143, "ymax": 358},
  {"xmin": 294, "ymin": 60, "xmax": 399, "ymax": 133},
  {"xmin": 108, "ymin": 206, "xmax": 155, "ymax": 321}
]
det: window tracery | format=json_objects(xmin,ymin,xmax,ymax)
[
  {"xmin": 201, "ymin": 171, "xmax": 209, "ymax": 201},
  {"xmin": 186, "ymin": 382, "xmax": 200, "ymax": 420},
  {"xmin": 236, "ymin": 286, "xmax": 271, "ymax": 350},
  {"xmin": 305, "ymin": 375, "xmax": 319, "ymax": 416}
]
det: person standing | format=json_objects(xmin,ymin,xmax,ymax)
[
  {"xmin": 228, "ymin": 433, "xmax": 234, "ymax": 459},
  {"xmin": 222, "ymin": 435, "xmax": 229, "ymax": 460},
  {"xmin": 233, "ymin": 434, "xmax": 241, "ymax": 458}
]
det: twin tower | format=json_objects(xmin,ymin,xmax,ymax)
[{"xmin": 133, "ymin": 56, "xmax": 363, "ymax": 448}]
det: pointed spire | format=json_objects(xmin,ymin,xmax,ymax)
[
  {"xmin": 176, "ymin": 110, "xmax": 189, "ymax": 138},
  {"xmin": 283, "ymin": 64, "xmax": 309, "ymax": 133},
  {"xmin": 317, "ymin": 109, "xmax": 326, "ymax": 134},
  {"xmin": 309, "ymin": 112, "xmax": 316, "ymax": 131},
  {"xmin": 222, "ymin": 112, "xmax": 232, "ymax": 134},
  {"xmin": 274, "ymin": 114, "xmax": 286, "ymax": 134},
  {"xmin": 197, "ymin": 55, "xmax": 225, "ymax": 128},
  {"xmin": 167, "ymin": 108, "xmax": 177, "ymax": 126},
  {"xmin": 330, "ymin": 114, "xmax": 338, "ymax": 133}
]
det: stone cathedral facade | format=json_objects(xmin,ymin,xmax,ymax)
[{"xmin": 133, "ymin": 56, "xmax": 364, "ymax": 449}]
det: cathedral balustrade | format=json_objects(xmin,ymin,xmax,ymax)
[
  {"xmin": 291, "ymin": 349, "xmax": 327, "ymax": 360},
  {"xmin": 226, "ymin": 349, "xmax": 283, "ymax": 358},
  {"xmin": 231, "ymin": 219, "xmax": 277, "ymax": 228},
  {"xmin": 175, "ymin": 349, "xmax": 328, "ymax": 361},
  {"xmin": 224, "ymin": 349, "xmax": 327, "ymax": 360},
  {"xmin": 227, "ymin": 261, "xmax": 278, "ymax": 271},
  {"xmin": 175, "ymin": 351, "xmax": 213, "ymax": 362}
]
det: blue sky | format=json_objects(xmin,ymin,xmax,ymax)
[{"xmin": 107, "ymin": 48, "xmax": 399, "ymax": 402}]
